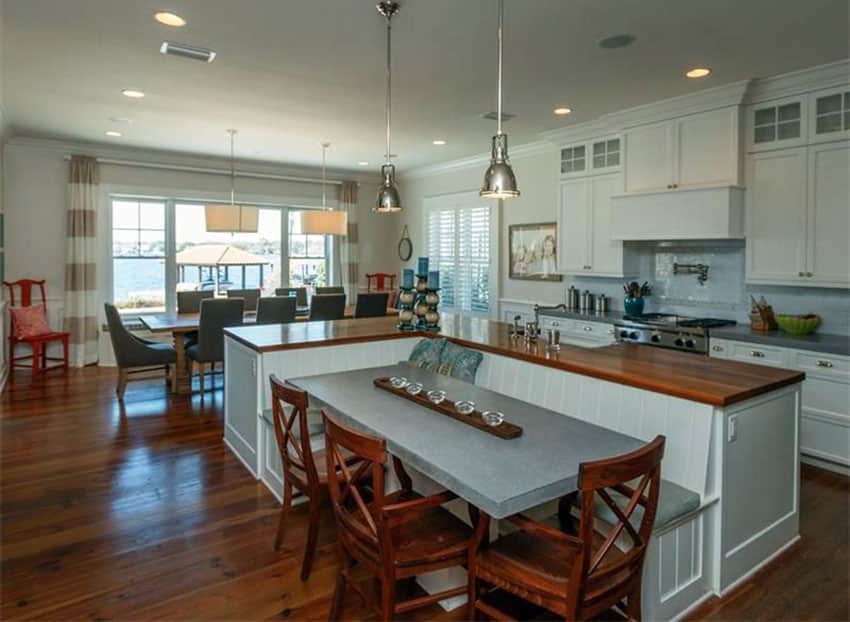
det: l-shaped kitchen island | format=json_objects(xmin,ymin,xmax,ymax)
[{"xmin": 222, "ymin": 313, "xmax": 804, "ymax": 620}]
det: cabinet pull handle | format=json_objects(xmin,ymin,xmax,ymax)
[
  {"xmin": 816, "ymin": 360, "xmax": 834, "ymax": 368},
  {"xmin": 798, "ymin": 272, "xmax": 805, "ymax": 277},
  {"xmin": 750, "ymin": 350, "xmax": 765, "ymax": 358},
  {"xmin": 583, "ymin": 326, "xmax": 593, "ymax": 332},
  {"xmin": 673, "ymin": 183, "xmax": 678, "ymax": 189},
  {"xmin": 666, "ymin": 184, "xmax": 672, "ymax": 189},
  {"xmin": 712, "ymin": 345, "xmax": 723, "ymax": 352},
  {"xmin": 806, "ymin": 272, "xmax": 813, "ymax": 277}
]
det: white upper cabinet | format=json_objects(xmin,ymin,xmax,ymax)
[
  {"xmin": 560, "ymin": 136, "xmax": 621, "ymax": 178},
  {"xmin": 624, "ymin": 107, "xmax": 741, "ymax": 193},
  {"xmin": 809, "ymin": 87, "xmax": 850, "ymax": 143},
  {"xmin": 558, "ymin": 178, "xmax": 590, "ymax": 272},
  {"xmin": 747, "ymin": 96, "xmax": 807, "ymax": 152},
  {"xmin": 807, "ymin": 141, "xmax": 850, "ymax": 287}
]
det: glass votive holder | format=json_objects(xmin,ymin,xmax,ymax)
[
  {"xmin": 427, "ymin": 390, "xmax": 446, "ymax": 405},
  {"xmin": 454, "ymin": 400, "xmax": 475, "ymax": 415},
  {"xmin": 390, "ymin": 376, "xmax": 408, "ymax": 389},
  {"xmin": 481, "ymin": 411, "xmax": 505, "ymax": 427},
  {"xmin": 405, "ymin": 382, "xmax": 424, "ymax": 396}
]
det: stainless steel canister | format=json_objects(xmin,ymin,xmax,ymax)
[
  {"xmin": 595, "ymin": 294, "xmax": 608, "ymax": 313},
  {"xmin": 580, "ymin": 290, "xmax": 594, "ymax": 311},
  {"xmin": 567, "ymin": 286, "xmax": 579, "ymax": 310}
]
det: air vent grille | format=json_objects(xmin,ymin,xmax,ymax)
[
  {"xmin": 482, "ymin": 111, "xmax": 516, "ymax": 122},
  {"xmin": 160, "ymin": 41, "xmax": 217, "ymax": 63}
]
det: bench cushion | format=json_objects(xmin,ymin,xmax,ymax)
[
  {"xmin": 582, "ymin": 479, "xmax": 700, "ymax": 532},
  {"xmin": 261, "ymin": 407, "xmax": 324, "ymax": 440}
]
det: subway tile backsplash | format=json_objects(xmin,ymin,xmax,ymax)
[{"xmin": 568, "ymin": 241, "xmax": 850, "ymax": 335}]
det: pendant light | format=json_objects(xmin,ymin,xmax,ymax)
[
  {"xmin": 301, "ymin": 142, "xmax": 348, "ymax": 236},
  {"xmin": 373, "ymin": 1, "xmax": 402, "ymax": 213},
  {"xmin": 205, "ymin": 129, "xmax": 259, "ymax": 232},
  {"xmin": 480, "ymin": 0, "xmax": 520, "ymax": 199}
]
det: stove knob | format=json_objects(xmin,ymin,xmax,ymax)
[
  {"xmin": 629, "ymin": 332, "xmax": 639, "ymax": 340},
  {"xmin": 685, "ymin": 339, "xmax": 695, "ymax": 348},
  {"xmin": 619, "ymin": 330, "xmax": 629, "ymax": 339},
  {"xmin": 674, "ymin": 338, "xmax": 684, "ymax": 347},
  {"xmin": 650, "ymin": 334, "xmax": 661, "ymax": 343}
]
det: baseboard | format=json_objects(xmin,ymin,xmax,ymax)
[
  {"xmin": 720, "ymin": 535, "xmax": 801, "ymax": 597},
  {"xmin": 801, "ymin": 454, "xmax": 850, "ymax": 476},
  {"xmin": 223, "ymin": 436, "xmax": 258, "ymax": 478}
]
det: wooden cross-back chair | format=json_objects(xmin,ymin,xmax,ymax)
[
  {"xmin": 469, "ymin": 435, "xmax": 666, "ymax": 621},
  {"xmin": 323, "ymin": 411, "xmax": 475, "ymax": 622},
  {"xmin": 4, "ymin": 278, "xmax": 70, "ymax": 377},
  {"xmin": 269, "ymin": 375, "xmax": 362, "ymax": 581}
]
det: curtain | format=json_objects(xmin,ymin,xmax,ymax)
[
  {"xmin": 64, "ymin": 155, "xmax": 99, "ymax": 367},
  {"xmin": 337, "ymin": 181, "xmax": 359, "ymax": 302}
]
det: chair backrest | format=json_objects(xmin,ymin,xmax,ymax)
[
  {"xmin": 177, "ymin": 290, "xmax": 213, "ymax": 314},
  {"xmin": 309, "ymin": 294, "xmax": 345, "ymax": 321},
  {"xmin": 269, "ymin": 375, "xmax": 321, "ymax": 493},
  {"xmin": 354, "ymin": 292, "xmax": 389, "ymax": 318},
  {"xmin": 323, "ymin": 411, "xmax": 387, "ymax": 560},
  {"xmin": 227, "ymin": 288, "xmax": 261, "ymax": 311},
  {"xmin": 315, "ymin": 286, "xmax": 345, "ymax": 301},
  {"xmin": 103, "ymin": 302, "xmax": 139, "ymax": 368},
  {"xmin": 275, "ymin": 287, "xmax": 308, "ymax": 307},
  {"xmin": 575, "ymin": 435, "xmax": 665, "ymax": 614},
  {"xmin": 4, "ymin": 279, "xmax": 47, "ymax": 308},
  {"xmin": 256, "ymin": 296, "xmax": 297, "ymax": 325},
  {"xmin": 196, "ymin": 298, "xmax": 244, "ymax": 361},
  {"xmin": 365, "ymin": 273, "xmax": 397, "ymax": 292}
]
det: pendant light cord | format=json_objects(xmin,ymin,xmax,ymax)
[
  {"xmin": 321, "ymin": 142, "xmax": 328, "ymax": 210},
  {"xmin": 497, "ymin": 0, "xmax": 504, "ymax": 137},
  {"xmin": 385, "ymin": 9, "xmax": 392, "ymax": 164},
  {"xmin": 228, "ymin": 129, "xmax": 236, "ymax": 205}
]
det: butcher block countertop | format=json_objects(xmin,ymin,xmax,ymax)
[{"xmin": 224, "ymin": 314, "xmax": 804, "ymax": 407}]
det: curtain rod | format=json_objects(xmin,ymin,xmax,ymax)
[{"xmin": 63, "ymin": 155, "xmax": 351, "ymax": 186}]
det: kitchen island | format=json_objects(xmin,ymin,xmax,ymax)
[{"xmin": 223, "ymin": 313, "xmax": 803, "ymax": 620}]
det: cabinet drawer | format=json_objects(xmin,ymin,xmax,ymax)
[
  {"xmin": 794, "ymin": 351, "xmax": 850, "ymax": 380},
  {"xmin": 540, "ymin": 317, "xmax": 570, "ymax": 332},
  {"xmin": 708, "ymin": 338, "xmax": 730, "ymax": 358},
  {"xmin": 726, "ymin": 342, "xmax": 787, "ymax": 367}
]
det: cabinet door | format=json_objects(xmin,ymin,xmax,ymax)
[
  {"xmin": 677, "ymin": 108, "xmax": 740, "ymax": 188},
  {"xmin": 747, "ymin": 97, "xmax": 807, "ymax": 152},
  {"xmin": 589, "ymin": 174, "xmax": 625, "ymax": 276},
  {"xmin": 809, "ymin": 88, "xmax": 850, "ymax": 143},
  {"xmin": 807, "ymin": 141, "xmax": 850, "ymax": 287},
  {"xmin": 746, "ymin": 148, "xmax": 808, "ymax": 284},
  {"xmin": 624, "ymin": 120, "xmax": 675, "ymax": 193},
  {"xmin": 559, "ymin": 179, "xmax": 590, "ymax": 272}
]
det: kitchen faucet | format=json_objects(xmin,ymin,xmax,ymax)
[{"xmin": 531, "ymin": 303, "xmax": 568, "ymax": 336}]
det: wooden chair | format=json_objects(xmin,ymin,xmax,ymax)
[
  {"xmin": 365, "ymin": 273, "xmax": 396, "ymax": 292},
  {"xmin": 4, "ymin": 279, "xmax": 69, "ymax": 377},
  {"xmin": 324, "ymin": 410, "xmax": 474, "ymax": 622},
  {"xmin": 469, "ymin": 435, "xmax": 666, "ymax": 621},
  {"xmin": 269, "ymin": 375, "xmax": 362, "ymax": 581}
]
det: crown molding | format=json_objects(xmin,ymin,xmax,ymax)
[
  {"xmin": 743, "ymin": 58, "xmax": 850, "ymax": 104},
  {"xmin": 540, "ymin": 119, "xmax": 616, "ymax": 146},
  {"xmin": 401, "ymin": 140, "xmax": 553, "ymax": 180}
]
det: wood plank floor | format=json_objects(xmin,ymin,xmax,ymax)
[{"xmin": 1, "ymin": 368, "xmax": 847, "ymax": 621}]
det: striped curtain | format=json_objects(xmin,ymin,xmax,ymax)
[
  {"xmin": 337, "ymin": 181, "xmax": 359, "ymax": 302},
  {"xmin": 64, "ymin": 156, "xmax": 99, "ymax": 366}
]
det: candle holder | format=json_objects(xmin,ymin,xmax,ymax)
[
  {"xmin": 424, "ymin": 288, "xmax": 441, "ymax": 331},
  {"xmin": 414, "ymin": 274, "xmax": 430, "ymax": 329},
  {"xmin": 397, "ymin": 286, "xmax": 417, "ymax": 331}
]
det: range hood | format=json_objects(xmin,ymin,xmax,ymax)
[{"xmin": 610, "ymin": 185, "xmax": 745, "ymax": 241}]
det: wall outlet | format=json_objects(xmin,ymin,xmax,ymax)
[{"xmin": 728, "ymin": 415, "xmax": 737, "ymax": 442}]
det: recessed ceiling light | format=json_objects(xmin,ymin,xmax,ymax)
[
  {"xmin": 685, "ymin": 67, "xmax": 712, "ymax": 79},
  {"xmin": 358, "ymin": 161, "xmax": 370, "ymax": 166},
  {"xmin": 553, "ymin": 107, "xmax": 572, "ymax": 116},
  {"xmin": 109, "ymin": 116, "xmax": 133, "ymax": 124},
  {"xmin": 599, "ymin": 34, "xmax": 635, "ymax": 49},
  {"xmin": 105, "ymin": 131, "xmax": 123, "ymax": 137},
  {"xmin": 122, "ymin": 89, "xmax": 145, "ymax": 98},
  {"xmin": 432, "ymin": 139, "xmax": 447, "ymax": 145},
  {"xmin": 154, "ymin": 12, "xmax": 186, "ymax": 27}
]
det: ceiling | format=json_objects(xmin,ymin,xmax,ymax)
[{"xmin": 3, "ymin": 0, "xmax": 848, "ymax": 172}]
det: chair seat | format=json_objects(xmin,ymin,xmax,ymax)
[
  {"xmin": 138, "ymin": 342, "xmax": 178, "ymax": 365},
  {"xmin": 14, "ymin": 330, "xmax": 69, "ymax": 342},
  {"xmin": 312, "ymin": 446, "xmax": 363, "ymax": 482},
  {"xmin": 185, "ymin": 344, "xmax": 214, "ymax": 363}
]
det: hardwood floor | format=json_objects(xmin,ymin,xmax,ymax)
[{"xmin": 1, "ymin": 368, "xmax": 847, "ymax": 621}]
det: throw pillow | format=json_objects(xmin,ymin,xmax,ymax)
[{"xmin": 11, "ymin": 304, "xmax": 51, "ymax": 339}]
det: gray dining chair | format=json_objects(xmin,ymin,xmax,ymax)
[
  {"xmin": 104, "ymin": 302, "xmax": 177, "ymax": 400},
  {"xmin": 227, "ymin": 288, "xmax": 261, "ymax": 311},
  {"xmin": 256, "ymin": 296, "xmax": 297, "ymax": 325},
  {"xmin": 309, "ymin": 294, "xmax": 345, "ymax": 321},
  {"xmin": 186, "ymin": 298, "xmax": 245, "ymax": 392},
  {"xmin": 276, "ymin": 287, "xmax": 308, "ymax": 307},
  {"xmin": 354, "ymin": 292, "xmax": 389, "ymax": 318},
  {"xmin": 177, "ymin": 290, "xmax": 213, "ymax": 313},
  {"xmin": 315, "ymin": 286, "xmax": 345, "ymax": 296}
]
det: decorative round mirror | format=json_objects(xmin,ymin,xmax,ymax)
[{"xmin": 398, "ymin": 225, "xmax": 413, "ymax": 261}]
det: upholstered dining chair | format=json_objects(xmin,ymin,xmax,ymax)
[
  {"xmin": 315, "ymin": 286, "xmax": 344, "ymax": 296},
  {"xmin": 323, "ymin": 411, "xmax": 475, "ymax": 621},
  {"xmin": 275, "ymin": 287, "xmax": 308, "ymax": 308},
  {"xmin": 226, "ymin": 288, "xmax": 261, "ymax": 312},
  {"xmin": 104, "ymin": 303, "xmax": 177, "ymax": 399},
  {"xmin": 186, "ymin": 298, "xmax": 244, "ymax": 392},
  {"xmin": 176, "ymin": 290, "xmax": 213, "ymax": 313},
  {"xmin": 256, "ymin": 296, "xmax": 297, "ymax": 325},
  {"xmin": 353, "ymin": 292, "xmax": 389, "ymax": 318},
  {"xmin": 468, "ymin": 435, "xmax": 666, "ymax": 621},
  {"xmin": 308, "ymin": 294, "xmax": 345, "ymax": 321}
]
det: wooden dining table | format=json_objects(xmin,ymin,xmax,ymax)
[{"xmin": 140, "ymin": 306, "xmax": 397, "ymax": 394}]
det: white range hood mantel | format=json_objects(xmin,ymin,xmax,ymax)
[{"xmin": 609, "ymin": 185, "xmax": 745, "ymax": 241}]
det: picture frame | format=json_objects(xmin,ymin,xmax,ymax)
[{"xmin": 508, "ymin": 222, "xmax": 562, "ymax": 281}]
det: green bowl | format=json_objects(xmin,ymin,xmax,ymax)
[{"xmin": 775, "ymin": 314, "xmax": 820, "ymax": 335}]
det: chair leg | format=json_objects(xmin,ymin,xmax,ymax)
[
  {"xmin": 300, "ymin": 496, "xmax": 323, "ymax": 581},
  {"xmin": 627, "ymin": 584, "xmax": 643, "ymax": 621},
  {"xmin": 273, "ymin": 482, "xmax": 293, "ymax": 551},
  {"xmin": 164, "ymin": 365, "xmax": 171, "ymax": 386},
  {"xmin": 199, "ymin": 362, "xmax": 205, "ymax": 393},
  {"xmin": 380, "ymin": 575, "xmax": 396, "ymax": 622},
  {"xmin": 328, "ymin": 566, "xmax": 347, "ymax": 622},
  {"xmin": 31, "ymin": 343, "xmax": 41, "ymax": 375},
  {"xmin": 170, "ymin": 364, "xmax": 177, "ymax": 392},
  {"xmin": 117, "ymin": 368, "xmax": 128, "ymax": 399}
]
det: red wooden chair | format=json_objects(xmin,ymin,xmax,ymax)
[
  {"xmin": 365, "ymin": 273, "xmax": 397, "ymax": 292},
  {"xmin": 4, "ymin": 279, "xmax": 70, "ymax": 377}
]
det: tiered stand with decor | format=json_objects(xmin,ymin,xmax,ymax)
[
  {"xmin": 397, "ymin": 268, "xmax": 417, "ymax": 331},
  {"xmin": 410, "ymin": 258, "xmax": 440, "ymax": 331}
]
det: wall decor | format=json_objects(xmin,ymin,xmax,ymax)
[
  {"xmin": 398, "ymin": 225, "xmax": 413, "ymax": 261},
  {"xmin": 508, "ymin": 222, "xmax": 561, "ymax": 281}
]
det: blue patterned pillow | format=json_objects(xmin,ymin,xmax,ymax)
[
  {"xmin": 408, "ymin": 338, "xmax": 446, "ymax": 368},
  {"xmin": 438, "ymin": 340, "xmax": 483, "ymax": 383}
]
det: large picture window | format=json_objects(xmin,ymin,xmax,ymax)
[
  {"xmin": 288, "ymin": 210, "xmax": 329, "ymax": 288},
  {"xmin": 111, "ymin": 199, "xmax": 166, "ymax": 311}
]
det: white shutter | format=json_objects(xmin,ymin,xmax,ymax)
[{"xmin": 427, "ymin": 201, "xmax": 491, "ymax": 314}]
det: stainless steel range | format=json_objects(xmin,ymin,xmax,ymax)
[{"xmin": 614, "ymin": 313, "xmax": 736, "ymax": 354}]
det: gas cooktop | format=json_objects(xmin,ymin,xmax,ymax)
[{"xmin": 615, "ymin": 314, "xmax": 736, "ymax": 354}]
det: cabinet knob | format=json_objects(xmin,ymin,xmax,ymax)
[
  {"xmin": 711, "ymin": 345, "xmax": 723, "ymax": 352},
  {"xmin": 798, "ymin": 272, "xmax": 805, "ymax": 277},
  {"xmin": 806, "ymin": 272, "xmax": 813, "ymax": 277},
  {"xmin": 667, "ymin": 184, "xmax": 672, "ymax": 189},
  {"xmin": 583, "ymin": 326, "xmax": 593, "ymax": 332},
  {"xmin": 816, "ymin": 360, "xmax": 834, "ymax": 368},
  {"xmin": 750, "ymin": 350, "xmax": 765, "ymax": 358},
  {"xmin": 672, "ymin": 183, "xmax": 678, "ymax": 189}
]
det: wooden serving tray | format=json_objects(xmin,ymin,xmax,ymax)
[{"xmin": 373, "ymin": 377, "xmax": 523, "ymax": 440}]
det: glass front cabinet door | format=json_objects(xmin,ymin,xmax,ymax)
[
  {"xmin": 749, "ymin": 96, "xmax": 807, "ymax": 152},
  {"xmin": 810, "ymin": 87, "xmax": 850, "ymax": 142}
]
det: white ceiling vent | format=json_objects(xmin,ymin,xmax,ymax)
[{"xmin": 159, "ymin": 41, "xmax": 217, "ymax": 63}]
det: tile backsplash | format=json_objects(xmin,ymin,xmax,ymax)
[{"xmin": 568, "ymin": 240, "xmax": 850, "ymax": 335}]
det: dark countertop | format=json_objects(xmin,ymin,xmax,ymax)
[
  {"xmin": 225, "ymin": 314, "xmax": 804, "ymax": 407},
  {"xmin": 537, "ymin": 308, "xmax": 627, "ymax": 323},
  {"xmin": 711, "ymin": 325, "xmax": 850, "ymax": 357}
]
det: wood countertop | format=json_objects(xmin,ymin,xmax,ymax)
[{"xmin": 224, "ymin": 314, "xmax": 804, "ymax": 407}]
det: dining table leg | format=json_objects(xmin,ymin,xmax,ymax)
[{"xmin": 173, "ymin": 332, "xmax": 191, "ymax": 395}]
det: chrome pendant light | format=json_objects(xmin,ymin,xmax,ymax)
[
  {"xmin": 480, "ymin": 0, "xmax": 519, "ymax": 199},
  {"xmin": 301, "ymin": 142, "xmax": 348, "ymax": 236},
  {"xmin": 373, "ymin": 1, "xmax": 402, "ymax": 213},
  {"xmin": 205, "ymin": 129, "xmax": 259, "ymax": 232}
]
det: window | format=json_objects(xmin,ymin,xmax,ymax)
[
  {"xmin": 288, "ymin": 210, "xmax": 329, "ymax": 288},
  {"xmin": 814, "ymin": 91, "xmax": 850, "ymax": 135},
  {"xmin": 427, "ymin": 201, "xmax": 492, "ymax": 315},
  {"xmin": 111, "ymin": 199, "xmax": 166, "ymax": 311}
]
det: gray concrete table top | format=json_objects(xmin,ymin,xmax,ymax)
[
  {"xmin": 711, "ymin": 325, "xmax": 850, "ymax": 356},
  {"xmin": 288, "ymin": 364, "xmax": 644, "ymax": 519}
]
